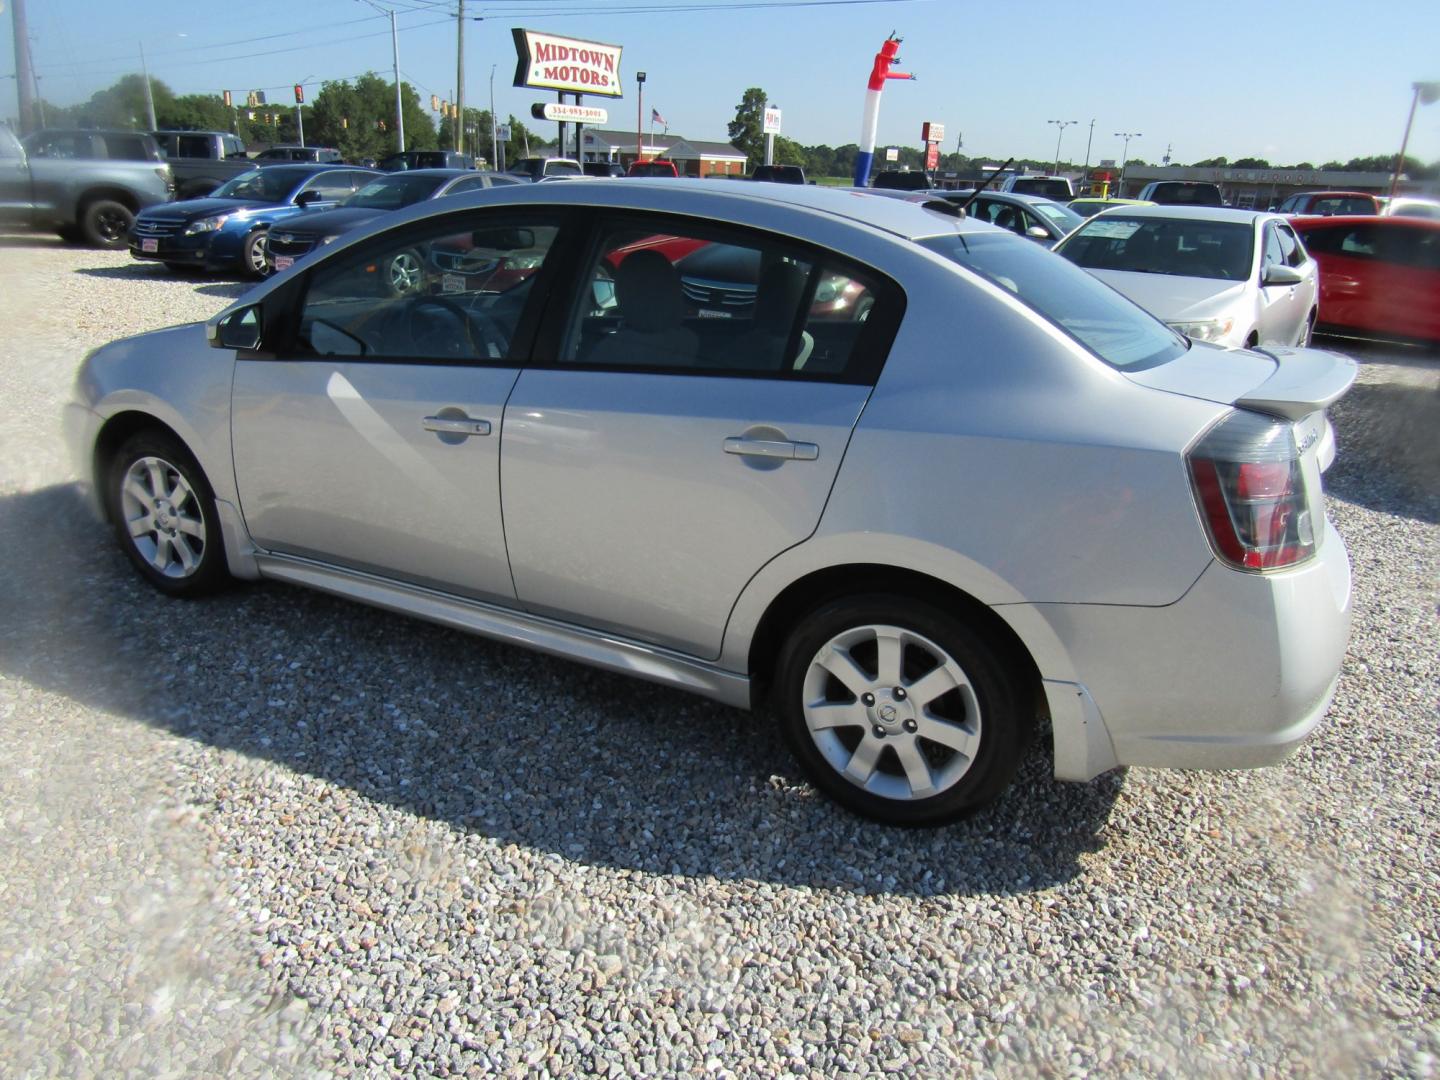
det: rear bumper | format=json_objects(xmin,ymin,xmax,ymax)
[{"xmin": 1021, "ymin": 518, "xmax": 1351, "ymax": 778}]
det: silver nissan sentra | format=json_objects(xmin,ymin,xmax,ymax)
[{"xmin": 64, "ymin": 180, "xmax": 1356, "ymax": 826}]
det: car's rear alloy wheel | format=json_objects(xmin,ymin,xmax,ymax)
[
  {"xmin": 776, "ymin": 596, "xmax": 1028, "ymax": 825},
  {"xmin": 107, "ymin": 432, "xmax": 229, "ymax": 597},
  {"xmin": 386, "ymin": 248, "xmax": 424, "ymax": 296}
]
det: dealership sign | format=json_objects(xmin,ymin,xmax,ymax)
[
  {"xmin": 512, "ymin": 29, "xmax": 623, "ymax": 98},
  {"xmin": 763, "ymin": 108, "xmax": 782, "ymax": 135}
]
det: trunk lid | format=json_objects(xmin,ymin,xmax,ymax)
[{"xmin": 1126, "ymin": 341, "xmax": 1355, "ymax": 423}]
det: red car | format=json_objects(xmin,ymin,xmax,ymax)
[
  {"xmin": 1276, "ymin": 190, "xmax": 1379, "ymax": 216},
  {"xmin": 1291, "ymin": 215, "xmax": 1440, "ymax": 345}
]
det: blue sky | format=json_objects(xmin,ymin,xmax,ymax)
[{"xmin": 5, "ymin": 0, "xmax": 1439, "ymax": 167}]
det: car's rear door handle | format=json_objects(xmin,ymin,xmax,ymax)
[
  {"xmin": 723, "ymin": 436, "xmax": 818, "ymax": 461},
  {"xmin": 423, "ymin": 415, "xmax": 491, "ymax": 437}
]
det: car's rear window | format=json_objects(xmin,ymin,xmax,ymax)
[
  {"xmin": 1148, "ymin": 183, "xmax": 1224, "ymax": 206},
  {"xmin": 1010, "ymin": 178, "xmax": 1071, "ymax": 199},
  {"xmin": 920, "ymin": 231, "xmax": 1187, "ymax": 371}
]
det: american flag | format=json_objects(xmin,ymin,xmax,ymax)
[{"xmin": 651, "ymin": 107, "xmax": 667, "ymax": 126}]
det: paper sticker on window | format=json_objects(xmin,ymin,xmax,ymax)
[
  {"xmin": 442, "ymin": 274, "xmax": 465, "ymax": 294},
  {"xmin": 1084, "ymin": 221, "xmax": 1142, "ymax": 240}
]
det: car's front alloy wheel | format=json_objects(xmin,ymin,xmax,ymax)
[
  {"xmin": 775, "ymin": 596, "xmax": 1028, "ymax": 825},
  {"xmin": 107, "ymin": 432, "xmax": 229, "ymax": 596}
]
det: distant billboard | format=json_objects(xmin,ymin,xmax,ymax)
[
  {"xmin": 763, "ymin": 108, "xmax": 782, "ymax": 135},
  {"xmin": 513, "ymin": 29, "xmax": 624, "ymax": 98}
]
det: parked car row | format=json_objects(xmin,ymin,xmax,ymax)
[{"xmin": 67, "ymin": 179, "xmax": 1359, "ymax": 825}]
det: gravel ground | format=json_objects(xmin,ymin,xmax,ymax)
[{"xmin": 0, "ymin": 235, "xmax": 1436, "ymax": 1079}]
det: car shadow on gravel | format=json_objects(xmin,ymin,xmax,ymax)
[
  {"xmin": 2, "ymin": 483, "xmax": 1125, "ymax": 899},
  {"xmin": 73, "ymin": 264, "xmax": 180, "ymax": 281}
]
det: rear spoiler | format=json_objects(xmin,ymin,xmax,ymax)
[{"xmin": 1237, "ymin": 347, "xmax": 1357, "ymax": 422}]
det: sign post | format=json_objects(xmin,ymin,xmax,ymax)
[
  {"xmin": 921, "ymin": 120, "xmax": 944, "ymax": 180},
  {"xmin": 763, "ymin": 106, "xmax": 782, "ymax": 166}
]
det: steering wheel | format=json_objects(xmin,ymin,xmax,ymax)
[{"xmin": 404, "ymin": 295, "xmax": 506, "ymax": 359}]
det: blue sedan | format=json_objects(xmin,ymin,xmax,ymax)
[{"xmin": 128, "ymin": 164, "xmax": 379, "ymax": 278}]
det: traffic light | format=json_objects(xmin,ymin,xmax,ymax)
[
  {"xmin": 223, "ymin": 90, "xmax": 232, "ymax": 108},
  {"xmin": 341, "ymin": 117, "xmax": 348, "ymax": 129},
  {"xmin": 431, "ymin": 94, "xmax": 439, "ymax": 112},
  {"xmin": 294, "ymin": 84, "xmax": 304, "ymax": 104}
]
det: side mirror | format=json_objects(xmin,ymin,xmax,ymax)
[
  {"xmin": 295, "ymin": 189, "xmax": 321, "ymax": 207},
  {"xmin": 1025, "ymin": 225, "xmax": 1051, "ymax": 241},
  {"xmin": 1262, "ymin": 263, "xmax": 1303, "ymax": 287},
  {"xmin": 209, "ymin": 304, "xmax": 262, "ymax": 350}
]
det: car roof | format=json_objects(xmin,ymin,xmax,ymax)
[
  {"xmin": 1291, "ymin": 213, "xmax": 1440, "ymax": 231},
  {"xmin": 1294, "ymin": 190, "xmax": 1374, "ymax": 199},
  {"xmin": 1084, "ymin": 204, "xmax": 1275, "ymax": 225},
  {"xmin": 341, "ymin": 176, "xmax": 995, "ymax": 242},
  {"xmin": 943, "ymin": 189, "xmax": 1068, "ymax": 208},
  {"xmin": 370, "ymin": 167, "xmax": 475, "ymax": 179}
]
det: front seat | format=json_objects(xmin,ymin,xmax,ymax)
[
  {"xmin": 587, "ymin": 250, "xmax": 700, "ymax": 367},
  {"xmin": 730, "ymin": 261, "xmax": 814, "ymax": 371}
]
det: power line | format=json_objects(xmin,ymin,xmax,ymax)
[{"xmin": 32, "ymin": 16, "xmax": 455, "ymax": 82}]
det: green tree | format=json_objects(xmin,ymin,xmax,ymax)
[
  {"xmin": 61, "ymin": 73, "xmax": 175, "ymax": 128},
  {"xmin": 1192, "ymin": 156, "xmax": 1228, "ymax": 167},
  {"xmin": 1231, "ymin": 157, "xmax": 1271, "ymax": 169},
  {"xmin": 728, "ymin": 87, "xmax": 767, "ymax": 167}
]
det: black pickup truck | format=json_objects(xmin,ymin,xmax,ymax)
[
  {"xmin": 151, "ymin": 130, "xmax": 254, "ymax": 199},
  {"xmin": 0, "ymin": 126, "xmax": 175, "ymax": 247}
]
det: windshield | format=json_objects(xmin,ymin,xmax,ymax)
[
  {"xmin": 1031, "ymin": 200, "xmax": 1084, "ymax": 231},
  {"xmin": 345, "ymin": 173, "xmax": 446, "ymax": 209},
  {"xmin": 920, "ymin": 231, "xmax": 1188, "ymax": 370},
  {"xmin": 212, "ymin": 167, "xmax": 304, "ymax": 202},
  {"xmin": 1057, "ymin": 216, "xmax": 1255, "ymax": 281}
]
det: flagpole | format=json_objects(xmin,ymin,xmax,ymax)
[{"xmin": 1389, "ymin": 84, "xmax": 1422, "ymax": 202}]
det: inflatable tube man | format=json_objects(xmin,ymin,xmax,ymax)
[{"xmin": 853, "ymin": 33, "xmax": 916, "ymax": 187}]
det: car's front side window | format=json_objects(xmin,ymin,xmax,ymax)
[
  {"xmin": 560, "ymin": 220, "xmax": 888, "ymax": 381},
  {"xmin": 297, "ymin": 217, "xmax": 560, "ymax": 363}
]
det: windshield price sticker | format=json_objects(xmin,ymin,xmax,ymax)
[
  {"xmin": 442, "ymin": 274, "xmax": 466, "ymax": 294},
  {"xmin": 1085, "ymin": 221, "xmax": 1142, "ymax": 240}
]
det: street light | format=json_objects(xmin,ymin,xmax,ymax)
[
  {"xmin": 635, "ymin": 70, "xmax": 646, "ymax": 167},
  {"xmin": 1114, "ymin": 131, "xmax": 1142, "ymax": 194},
  {"xmin": 1047, "ymin": 119, "xmax": 1077, "ymax": 175}
]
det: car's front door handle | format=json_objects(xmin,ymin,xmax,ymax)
[
  {"xmin": 723, "ymin": 436, "xmax": 819, "ymax": 461},
  {"xmin": 423, "ymin": 415, "xmax": 491, "ymax": 437}
]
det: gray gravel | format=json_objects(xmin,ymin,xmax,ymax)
[{"xmin": 1, "ymin": 236, "xmax": 1436, "ymax": 1079}]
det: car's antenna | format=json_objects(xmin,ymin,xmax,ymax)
[{"xmin": 956, "ymin": 158, "xmax": 1014, "ymax": 216}]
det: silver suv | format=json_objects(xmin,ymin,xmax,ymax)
[{"xmin": 66, "ymin": 182, "xmax": 1354, "ymax": 825}]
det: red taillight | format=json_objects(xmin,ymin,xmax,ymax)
[{"xmin": 1188, "ymin": 412, "xmax": 1316, "ymax": 572}]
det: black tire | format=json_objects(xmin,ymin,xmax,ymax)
[
  {"xmin": 105, "ymin": 431, "xmax": 230, "ymax": 597},
  {"xmin": 56, "ymin": 225, "xmax": 82, "ymax": 243},
  {"xmin": 241, "ymin": 229, "xmax": 272, "ymax": 280},
  {"xmin": 774, "ymin": 595, "xmax": 1029, "ymax": 826},
  {"xmin": 81, "ymin": 199, "xmax": 134, "ymax": 249}
]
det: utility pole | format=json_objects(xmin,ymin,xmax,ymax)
[
  {"xmin": 455, "ymin": 0, "xmax": 465, "ymax": 155},
  {"xmin": 11, "ymin": 0, "xmax": 37, "ymax": 135},
  {"xmin": 1114, "ymin": 131, "xmax": 1142, "ymax": 196},
  {"xmin": 635, "ymin": 70, "xmax": 645, "ymax": 165},
  {"xmin": 1047, "ymin": 119, "xmax": 1077, "ymax": 175},
  {"xmin": 489, "ymin": 64, "xmax": 498, "ymax": 170},
  {"xmin": 390, "ymin": 9, "xmax": 404, "ymax": 150},
  {"xmin": 358, "ymin": 1, "xmax": 405, "ymax": 151},
  {"xmin": 139, "ymin": 42, "xmax": 158, "ymax": 131},
  {"xmin": 1081, "ymin": 118, "xmax": 1095, "ymax": 176}
]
